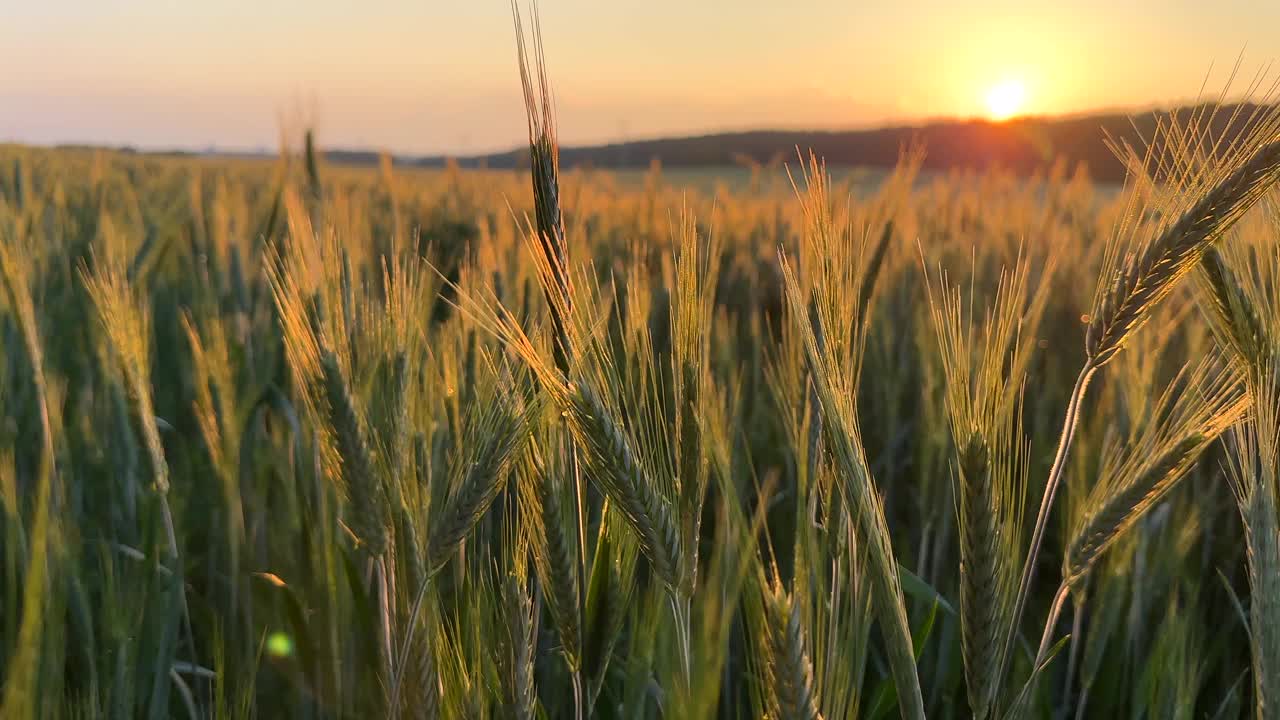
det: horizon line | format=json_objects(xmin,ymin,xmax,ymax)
[{"xmin": 2, "ymin": 96, "xmax": 1259, "ymax": 161}]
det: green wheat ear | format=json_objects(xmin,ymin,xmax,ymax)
[
  {"xmin": 317, "ymin": 346, "xmax": 387, "ymax": 557},
  {"xmin": 0, "ymin": 236, "xmax": 59, "ymax": 720},
  {"xmin": 761, "ymin": 584, "xmax": 824, "ymax": 720},
  {"xmin": 566, "ymin": 380, "xmax": 682, "ymax": 589},
  {"xmin": 517, "ymin": 441, "xmax": 582, "ymax": 670},
  {"xmin": 424, "ymin": 374, "xmax": 535, "ymax": 576}
]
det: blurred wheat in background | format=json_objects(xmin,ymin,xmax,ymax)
[{"xmin": 5, "ymin": 5, "xmax": 1280, "ymax": 719}]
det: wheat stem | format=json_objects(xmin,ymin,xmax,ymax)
[
  {"xmin": 1061, "ymin": 593, "xmax": 1086, "ymax": 717},
  {"xmin": 1001, "ymin": 363, "xmax": 1096, "ymax": 688},
  {"xmin": 1035, "ymin": 582, "xmax": 1072, "ymax": 669}
]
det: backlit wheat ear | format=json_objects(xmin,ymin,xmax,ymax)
[
  {"xmin": 1087, "ymin": 120, "xmax": 1280, "ymax": 368},
  {"xmin": 779, "ymin": 205, "xmax": 924, "ymax": 719},
  {"xmin": 1063, "ymin": 360, "xmax": 1246, "ymax": 589},
  {"xmin": 264, "ymin": 240, "xmax": 342, "ymax": 473},
  {"xmin": 82, "ymin": 252, "xmax": 180, "ymax": 558},
  {"xmin": 317, "ymin": 346, "xmax": 387, "ymax": 557},
  {"xmin": 924, "ymin": 255, "xmax": 1043, "ymax": 720},
  {"xmin": 0, "ymin": 240, "xmax": 53, "ymax": 482},
  {"xmin": 670, "ymin": 206, "xmax": 719, "ymax": 592},
  {"xmin": 0, "ymin": 236, "xmax": 57, "ymax": 720},
  {"xmin": 425, "ymin": 370, "xmax": 535, "ymax": 577},
  {"xmin": 442, "ymin": 213, "xmax": 680, "ymax": 591},
  {"xmin": 1007, "ymin": 101, "xmax": 1280, "ymax": 689},
  {"xmin": 513, "ymin": 0, "xmax": 572, "ymax": 371},
  {"xmin": 1197, "ymin": 246, "xmax": 1266, "ymax": 366},
  {"xmin": 1228, "ymin": 358, "xmax": 1280, "ymax": 720},
  {"xmin": 855, "ymin": 220, "xmax": 894, "ymax": 332},
  {"xmin": 82, "ymin": 256, "xmax": 162, "ymax": 490},
  {"xmin": 566, "ymin": 381, "xmax": 682, "ymax": 589},
  {"xmin": 1160, "ymin": 145, "xmax": 1280, "ymax": 720},
  {"xmin": 778, "ymin": 156, "xmax": 925, "ymax": 719},
  {"xmin": 511, "ymin": 13, "xmax": 595, "ymax": 715}
]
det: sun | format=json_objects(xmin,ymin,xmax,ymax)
[{"xmin": 985, "ymin": 80, "xmax": 1026, "ymax": 121}]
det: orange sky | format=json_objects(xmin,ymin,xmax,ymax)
[{"xmin": 3, "ymin": 1, "xmax": 1279, "ymax": 154}]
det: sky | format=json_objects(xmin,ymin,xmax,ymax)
[{"xmin": 3, "ymin": 1, "xmax": 1280, "ymax": 156}]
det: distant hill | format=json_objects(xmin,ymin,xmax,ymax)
[
  {"xmin": 78, "ymin": 103, "xmax": 1261, "ymax": 184},
  {"xmin": 409, "ymin": 103, "xmax": 1270, "ymax": 183}
]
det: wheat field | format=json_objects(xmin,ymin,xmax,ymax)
[{"xmin": 5, "ymin": 18, "xmax": 1280, "ymax": 719}]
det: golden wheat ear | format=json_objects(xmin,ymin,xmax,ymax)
[
  {"xmin": 1062, "ymin": 358, "xmax": 1247, "ymax": 590},
  {"xmin": 1226, "ymin": 354, "xmax": 1280, "ymax": 717},
  {"xmin": 1087, "ymin": 103, "xmax": 1280, "ymax": 368},
  {"xmin": 924, "ymin": 253, "xmax": 1046, "ymax": 720},
  {"xmin": 513, "ymin": 0, "xmax": 572, "ymax": 372},
  {"xmin": 778, "ymin": 157, "xmax": 925, "ymax": 720}
]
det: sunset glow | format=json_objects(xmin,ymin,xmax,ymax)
[
  {"xmin": 2, "ymin": 1, "xmax": 1279, "ymax": 153},
  {"xmin": 985, "ymin": 80, "xmax": 1026, "ymax": 121}
]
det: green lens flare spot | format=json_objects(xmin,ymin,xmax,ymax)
[{"xmin": 267, "ymin": 631, "xmax": 294, "ymax": 658}]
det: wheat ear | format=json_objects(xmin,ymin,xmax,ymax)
[
  {"xmin": 763, "ymin": 586, "xmax": 825, "ymax": 720},
  {"xmin": 424, "ymin": 376, "xmax": 533, "ymax": 576},
  {"xmin": 317, "ymin": 347, "xmax": 387, "ymax": 557},
  {"xmin": 1087, "ymin": 137, "xmax": 1280, "ymax": 366},
  {"xmin": 924, "ymin": 254, "xmax": 1044, "ymax": 720},
  {"xmin": 1198, "ymin": 245, "xmax": 1267, "ymax": 366},
  {"xmin": 780, "ymin": 253, "xmax": 924, "ymax": 720},
  {"xmin": 518, "ymin": 442, "xmax": 582, "ymax": 669},
  {"xmin": 567, "ymin": 381, "xmax": 682, "ymax": 589},
  {"xmin": 1228, "ymin": 359, "xmax": 1280, "ymax": 720}
]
